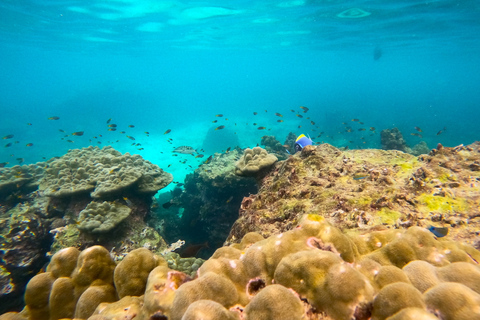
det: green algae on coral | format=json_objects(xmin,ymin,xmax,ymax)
[{"xmin": 416, "ymin": 193, "xmax": 468, "ymax": 214}]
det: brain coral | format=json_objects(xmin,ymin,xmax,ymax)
[
  {"xmin": 77, "ymin": 201, "xmax": 131, "ymax": 234},
  {"xmin": 40, "ymin": 146, "xmax": 172, "ymax": 198},
  {"xmin": 235, "ymin": 147, "xmax": 277, "ymax": 178}
]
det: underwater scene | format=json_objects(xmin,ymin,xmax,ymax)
[{"xmin": 1, "ymin": 0, "xmax": 480, "ymax": 319}]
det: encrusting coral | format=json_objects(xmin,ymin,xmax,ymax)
[{"xmin": 3, "ymin": 214, "xmax": 480, "ymax": 320}]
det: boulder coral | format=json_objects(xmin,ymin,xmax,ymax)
[
  {"xmin": 234, "ymin": 147, "xmax": 278, "ymax": 178},
  {"xmin": 3, "ymin": 215, "xmax": 480, "ymax": 320}
]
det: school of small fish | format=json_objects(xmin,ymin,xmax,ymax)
[{"xmin": 0, "ymin": 107, "xmax": 448, "ymax": 171}]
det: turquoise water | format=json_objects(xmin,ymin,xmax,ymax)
[{"xmin": 1, "ymin": 0, "xmax": 480, "ymax": 185}]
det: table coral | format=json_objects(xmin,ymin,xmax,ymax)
[
  {"xmin": 39, "ymin": 146, "xmax": 172, "ymax": 198},
  {"xmin": 77, "ymin": 201, "xmax": 131, "ymax": 234}
]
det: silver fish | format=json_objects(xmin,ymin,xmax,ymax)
[{"xmin": 173, "ymin": 146, "xmax": 196, "ymax": 154}]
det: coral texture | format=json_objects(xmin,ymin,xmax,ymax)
[
  {"xmin": 77, "ymin": 201, "xmax": 131, "ymax": 234},
  {"xmin": 234, "ymin": 147, "xmax": 278, "ymax": 178},
  {"xmin": 3, "ymin": 215, "xmax": 480, "ymax": 320},
  {"xmin": 40, "ymin": 146, "xmax": 172, "ymax": 198}
]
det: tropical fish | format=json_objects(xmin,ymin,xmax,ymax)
[
  {"xmin": 411, "ymin": 133, "xmax": 423, "ymax": 138},
  {"xmin": 370, "ymin": 127, "xmax": 376, "ymax": 131},
  {"xmin": 258, "ymin": 127, "xmax": 266, "ymax": 130},
  {"xmin": 204, "ymin": 155, "xmax": 213, "ymax": 164},
  {"xmin": 3, "ymin": 134, "xmax": 14, "ymax": 139},
  {"xmin": 26, "ymin": 143, "xmax": 33, "ymax": 147},
  {"xmin": 352, "ymin": 119, "xmax": 359, "ymax": 122},
  {"xmin": 358, "ymin": 128, "xmax": 366, "ymax": 131},
  {"xmin": 436, "ymin": 127, "xmax": 446, "ymax": 135},
  {"xmin": 108, "ymin": 128, "xmax": 116, "ymax": 131},
  {"xmin": 164, "ymin": 129, "xmax": 172, "ymax": 134},
  {"xmin": 108, "ymin": 124, "xmax": 117, "ymax": 128},
  {"xmin": 0, "ymin": 162, "xmax": 8, "ymax": 167},
  {"xmin": 226, "ymin": 147, "xmax": 231, "ymax": 152},
  {"xmin": 275, "ymin": 113, "xmax": 283, "ymax": 117},
  {"xmin": 27, "ymin": 123, "xmax": 32, "ymax": 126},
  {"xmin": 212, "ymin": 120, "xmax": 218, "ymax": 123},
  {"xmin": 295, "ymin": 134, "xmax": 313, "ymax": 152},
  {"xmin": 216, "ymin": 114, "xmax": 223, "ymax": 117},
  {"xmin": 67, "ymin": 140, "xmax": 74, "ymax": 143},
  {"xmin": 277, "ymin": 120, "xmax": 284, "ymax": 123},
  {"xmin": 414, "ymin": 127, "xmax": 422, "ymax": 132},
  {"xmin": 253, "ymin": 112, "xmax": 258, "ymax": 115},
  {"xmin": 195, "ymin": 154, "xmax": 204, "ymax": 158},
  {"xmin": 427, "ymin": 225, "xmax": 448, "ymax": 238},
  {"xmin": 296, "ymin": 114, "xmax": 303, "ymax": 118},
  {"xmin": 123, "ymin": 197, "xmax": 133, "ymax": 207},
  {"xmin": 173, "ymin": 146, "xmax": 196, "ymax": 154},
  {"xmin": 353, "ymin": 173, "xmax": 368, "ymax": 180},
  {"xmin": 310, "ymin": 121, "xmax": 315, "ymax": 125},
  {"xmin": 48, "ymin": 116, "xmax": 60, "ymax": 120},
  {"xmin": 126, "ymin": 135, "xmax": 135, "ymax": 140},
  {"xmin": 128, "ymin": 125, "xmax": 135, "ymax": 128},
  {"xmin": 178, "ymin": 241, "xmax": 209, "ymax": 258},
  {"xmin": 107, "ymin": 118, "xmax": 112, "ymax": 124},
  {"xmin": 59, "ymin": 129, "xmax": 65, "ymax": 133},
  {"xmin": 72, "ymin": 131, "xmax": 84, "ymax": 136},
  {"xmin": 300, "ymin": 106, "xmax": 309, "ymax": 112},
  {"xmin": 215, "ymin": 126, "xmax": 225, "ymax": 130}
]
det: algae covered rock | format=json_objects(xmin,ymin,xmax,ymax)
[
  {"xmin": 234, "ymin": 147, "xmax": 277, "ymax": 178},
  {"xmin": 40, "ymin": 146, "xmax": 172, "ymax": 198},
  {"xmin": 228, "ymin": 142, "xmax": 480, "ymax": 247},
  {"xmin": 77, "ymin": 201, "xmax": 131, "ymax": 234}
]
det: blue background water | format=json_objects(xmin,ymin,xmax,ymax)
[{"xmin": 1, "ymin": 0, "xmax": 479, "ymax": 186}]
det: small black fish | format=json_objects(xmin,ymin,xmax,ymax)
[
  {"xmin": 162, "ymin": 201, "xmax": 174, "ymax": 209},
  {"xmin": 428, "ymin": 225, "xmax": 448, "ymax": 238}
]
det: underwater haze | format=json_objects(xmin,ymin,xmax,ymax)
[{"xmin": 1, "ymin": 0, "xmax": 480, "ymax": 184}]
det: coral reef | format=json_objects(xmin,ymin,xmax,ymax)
[
  {"xmin": 155, "ymin": 149, "xmax": 257, "ymax": 258},
  {"xmin": 227, "ymin": 142, "xmax": 480, "ymax": 247},
  {"xmin": 234, "ymin": 147, "xmax": 278, "ymax": 179},
  {"xmin": 3, "ymin": 215, "xmax": 480, "ymax": 320},
  {"xmin": 40, "ymin": 146, "xmax": 172, "ymax": 198},
  {"xmin": 0, "ymin": 146, "xmax": 173, "ymax": 314},
  {"xmin": 380, "ymin": 128, "xmax": 411, "ymax": 153},
  {"xmin": 260, "ymin": 135, "xmax": 289, "ymax": 159},
  {"xmin": 77, "ymin": 201, "xmax": 131, "ymax": 234}
]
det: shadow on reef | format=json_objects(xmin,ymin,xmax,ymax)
[{"xmin": 151, "ymin": 149, "xmax": 258, "ymax": 259}]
